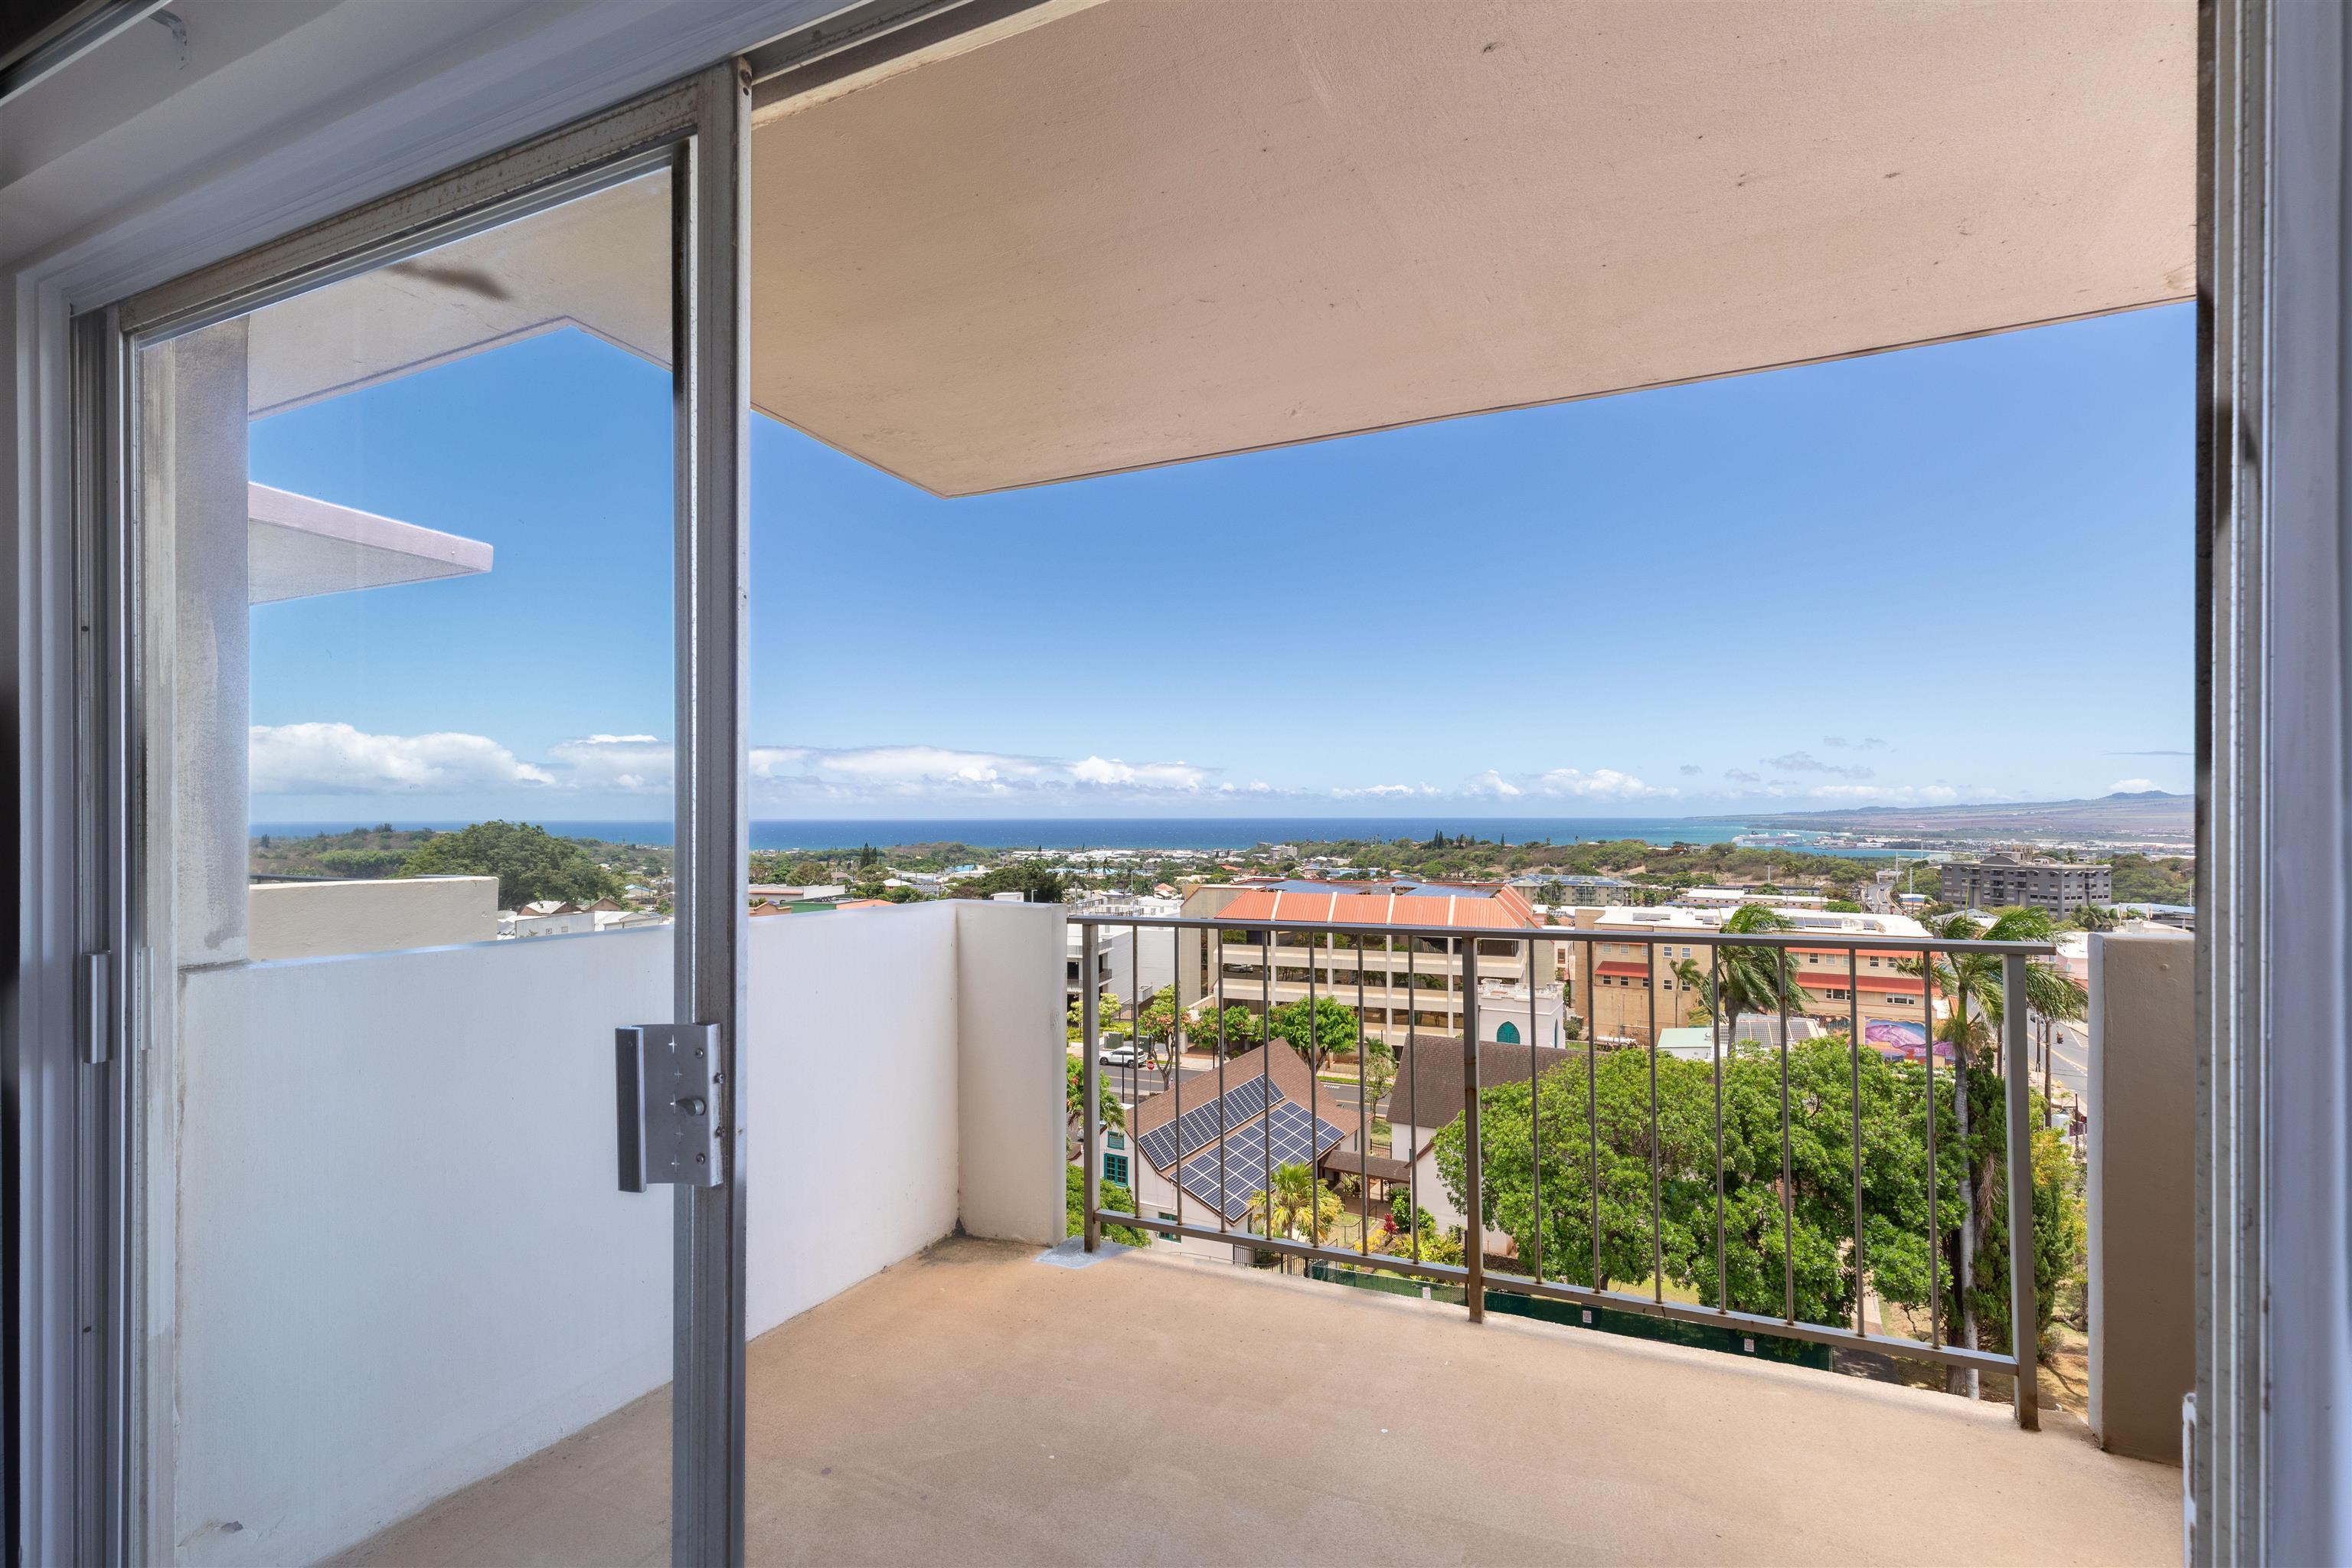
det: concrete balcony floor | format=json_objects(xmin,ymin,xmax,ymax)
[{"xmin": 335, "ymin": 1237, "xmax": 2177, "ymax": 1566}]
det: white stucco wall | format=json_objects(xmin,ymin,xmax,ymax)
[
  {"xmin": 954, "ymin": 901, "xmax": 1067, "ymax": 1245},
  {"xmin": 247, "ymin": 874, "xmax": 498, "ymax": 959},
  {"xmin": 172, "ymin": 901, "xmax": 1058, "ymax": 1566}
]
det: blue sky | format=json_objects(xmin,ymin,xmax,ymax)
[{"xmin": 248, "ymin": 301, "xmax": 2194, "ymax": 821}]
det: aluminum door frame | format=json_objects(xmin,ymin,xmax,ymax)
[{"xmin": 76, "ymin": 59, "xmax": 752, "ymax": 1568}]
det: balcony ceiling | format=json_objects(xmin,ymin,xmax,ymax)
[{"xmin": 247, "ymin": 0, "xmax": 2197, "ymax": 496}]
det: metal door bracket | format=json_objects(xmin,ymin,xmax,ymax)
[{"xmin": 616, "ymin": 1022, "xmax": 723, "ymax": 1191}]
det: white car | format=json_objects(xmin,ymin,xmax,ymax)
[{"xmin": 1097, "ymin": 1045, "xmax": 1141, "ymax": 1067}]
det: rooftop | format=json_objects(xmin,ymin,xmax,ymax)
[
  {"xmin": 331, "ymin": 1237, "xmax": 2179, "ymax": 1567},
  {"xmin": 1217, "ymin": 885, "xmax": 1544, "ymax": 930}
]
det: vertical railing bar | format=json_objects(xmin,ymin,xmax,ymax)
[
  {"xmin": 1954, "ymin": 929, "xmax": 1973, "ymax": 1384},
  {"xmin": 1647, "ymin": 936, "xmax": 1662, "ymax": 1303},
  {"xmin": 1081, "ymin": 920, "xmax": 1101, "ymax": 1253},
  {"xmin": 1586, "ymin": 938, "xmax": 1600, "ymax": 1292},
  {"xmin": 1711, "ymin": 939, "xmax": 1726, "ymax": 1314},
  {"xmin": 1462, "ymin": 937, "xmax": 1484, "ymax": 1322},
  {"xmin": 1925, "ymin": 943, "xmax": 1941, "ymax": 1350},
  {"xmin": 1778, "ymin": 942, "xmax": 1794, "ymax": 1324},
  {"xmin": 1407, "ymin": 936, "xmax": 1421, "ymax": 1267},
  {"xmin": 1357, "ymin": 930, "xmax": 1370, "ymax": 1259},
  {"xmin": 2001, "ymin": 952, "xmax": 2041, "ymax": 1431},
  {"xmin": 1527, "ymin": 934, "xmax": 1543, "ymax": 1284},
  {"xmin": 1163, "ymin": 920, "xmax": 1175, "ymax": 1245},
  {"xmin": 1216, "ymin": 925, "xmax": 1229, "ymax": 1238},
  {"xmin": 1308, "ymin": 927, "xmax": 1320, "ymax": 1251},
  {"xmin": 1849, "ymin": 942, "xmax": 1865, "ymax": 1337},
  {"xmin": 1262, "ymin": 923, "xmax": 1276, "ymax": 1251},
  {"xmin": 1132, "ymin": 923, "xmax": 1143, "ymax": 1114}
]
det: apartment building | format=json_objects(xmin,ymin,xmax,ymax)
[
  {"xmin": 1063, "ymin": 895, "xmax": 1178, "ymax": 1016},
  {"xmin": 1939, "ymin": 853, "xmax": 2112, "ymax": 914},
  {"xmin": 1178, "ymin": 880, "xmax": 1564, "ymax": 1048},
  {"xmin": 1570, "ymin": 903, "xmax": 1943, "ymax": 1047}
]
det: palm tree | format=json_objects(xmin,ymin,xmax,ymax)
[
  {"xmin": 1689, "ymin": 903, "xmax": 1815, "ymax": 1027},
  {"xmin": 1671, "ymin": 956, "xmax": 1707, "ymax": 1024},
  {"xmin": 1245, "ymin": 1160, "xmax": 1344, "ymax": 1272},
  {"xmin": 1903, "ymin": 905, "xmax": 2086, "ymax": 1382}
]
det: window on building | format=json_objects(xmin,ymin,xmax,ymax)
[
  {"xmin": 1103, "ymin": 1152, "xmax": 1129, "ymax": 1184},
  {"xmin": 1496, "ymin": 1021, "xmax": 1521, "ymax": 1044},
  {"xmin": 1107, "ymin": 1131, "xmax": 1125, "ymax": 1151}
]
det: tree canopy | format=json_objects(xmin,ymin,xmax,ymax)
[
  {"xmin": 1067, "ymin": 1166, "xmax": 1147, "ymax": 1246},
  {"xmin": 398, "ymin": 820, "xmax": 623, "ymax": 909},
  {"xmin": 959, "ymin": 863, "xmax": 1070, "ymax": 903},
  {"xmin": 1266, "ymin": 995, "xmax": 1373, "ymax": 1070},
  {"xmin": 1429, "ymin": 1037, "xmax": 2080, "ymax": 1351}
]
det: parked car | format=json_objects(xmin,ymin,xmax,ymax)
[{"xmin": 1097, "ymin": 1045, "xmax": 1141, "ymax": 1067}]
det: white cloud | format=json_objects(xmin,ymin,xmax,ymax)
[
  {"xmin": 1333, "ymin": 782, "xmax": 1439, "ymax": 799},
  {"xmin": 547, "ymin": 734, "xmax": 675, "ymax": 794},
  {"xmin": 2109, "ymin": 777, "xmax": 2161, "ymax": 794},
  {"xmin": 250, "ymin": 722, "xmax": 556, "ymax": 795},
  {"xmin": 747, "ymin": 742, "xmax": 1214, "ymax": 800},
  {"xmin": 1764, "ymin": 749, "xmax": 1874, "ymax": 780},
  {"xmin": 1530, "ymin": 767, "xmax": 1674, "ymax": 801},
  {"xmin": 1678, "ymin": 763, "xmax": 1703, "ymax": 776},
  {"xmin": 1463, "ymin": 769, "xmax": 1524, "ymax": 799},
  {"xmin": 1723, "ymin": 768, "xmax": 1762, "ymax": 785}
]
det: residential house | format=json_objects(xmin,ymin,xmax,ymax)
[
  {"xmin": 1124, "ymin": 1041, "xmax": 1362, "ymax": 1260},
  {"xmin": 1383, "ymin": 1034, "xmax": 1570, "ymax": 1260}
]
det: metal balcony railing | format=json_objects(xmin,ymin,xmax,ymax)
[{"xmin": 1072, "ymin": 912, "xmax": 2055, "ymax": 1429}]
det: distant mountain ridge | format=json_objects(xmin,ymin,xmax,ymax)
[{"xmin": 1756, "ymin": 789, "xmax": 2192, "ymax": 842}]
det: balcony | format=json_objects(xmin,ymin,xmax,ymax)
[
  {"xmin": 333, "ymin": 1236, "xmax": 2177, "ymax": 1568},
  {"xmin": 172, "ymin": 902, "xmax": 2182, "ymax": 1566}
]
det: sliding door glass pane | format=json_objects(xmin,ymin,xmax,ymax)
[{"xmin": 144, "ymin": 167, "xmax": 680, "ymax": 1567}]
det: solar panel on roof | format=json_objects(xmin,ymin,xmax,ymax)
[
  {"xmin": 1139, "ymin": 1074, "xmax": 1285, "ymax": 1171},
  {"xmin": 1174, "ymin": 1102, "xmax": 1348, "ymax": 1223}
]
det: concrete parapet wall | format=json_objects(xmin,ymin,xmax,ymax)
[{"xmin": 2086, "ymin": 929, "xmax": 2194, "ymax": 1463}]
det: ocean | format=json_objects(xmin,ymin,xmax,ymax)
[{"xmin": 253, "ymin": 815, "xmax": 1776, "ymax": 852}]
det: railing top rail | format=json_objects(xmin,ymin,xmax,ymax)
[{"xmin": 1061, "ymin": 910, "xmax": 2056, "ymax": 956}]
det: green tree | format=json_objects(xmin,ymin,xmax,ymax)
[
  {"xmin": 1246, "ymin": 1160, "xmax": 1344, "ymax": 1267},
  {"xmin": 964, "ymin": 863, "xmax": 1069, "ymax": 903},
  {"xmin": 315, "ymin": 846, "xmax": 410, "ymax": 878},
  {"xmin": 1427, "ymin": 1038, "xmax": 2081, "ymax": 1353},
  {"xmin": 1266, "ymin": 995, "xmax": 1362, "ymax": 1069},
  {"xmin": 398, "ymin": 820, "xmax": 622, "ymax": 908},
  {"xmin": 1067, "ymin": 1165, "xmax": 1147, "ymax": 1246},
  {"xmin": 1066, "ymin": 1055, "xmax": 1125, "ymax": 1133},
  {"xmin": 1135, "ymin": 985, "xmax": 1180, "ymax": 1047},
  {"xmin": 1359, "ymin": 1040, "xmax": 1399, "ymax": 1137},
  {"xmin": 1905, "ymin": 906, "xmax": 2086, "ymax": 1367},
  {"xmin": 1206, "ymin": 1005, "xmax": 1266, "ymax": 1054}
]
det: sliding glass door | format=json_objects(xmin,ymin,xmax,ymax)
[{"xmin": 90, "ymin": 65, "xmax": 750, "ymax": 1567}]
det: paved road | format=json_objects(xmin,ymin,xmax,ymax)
[{"xmin": 2043, "ymin": 1019, "xmax": 2090, "ymax": 1106}]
